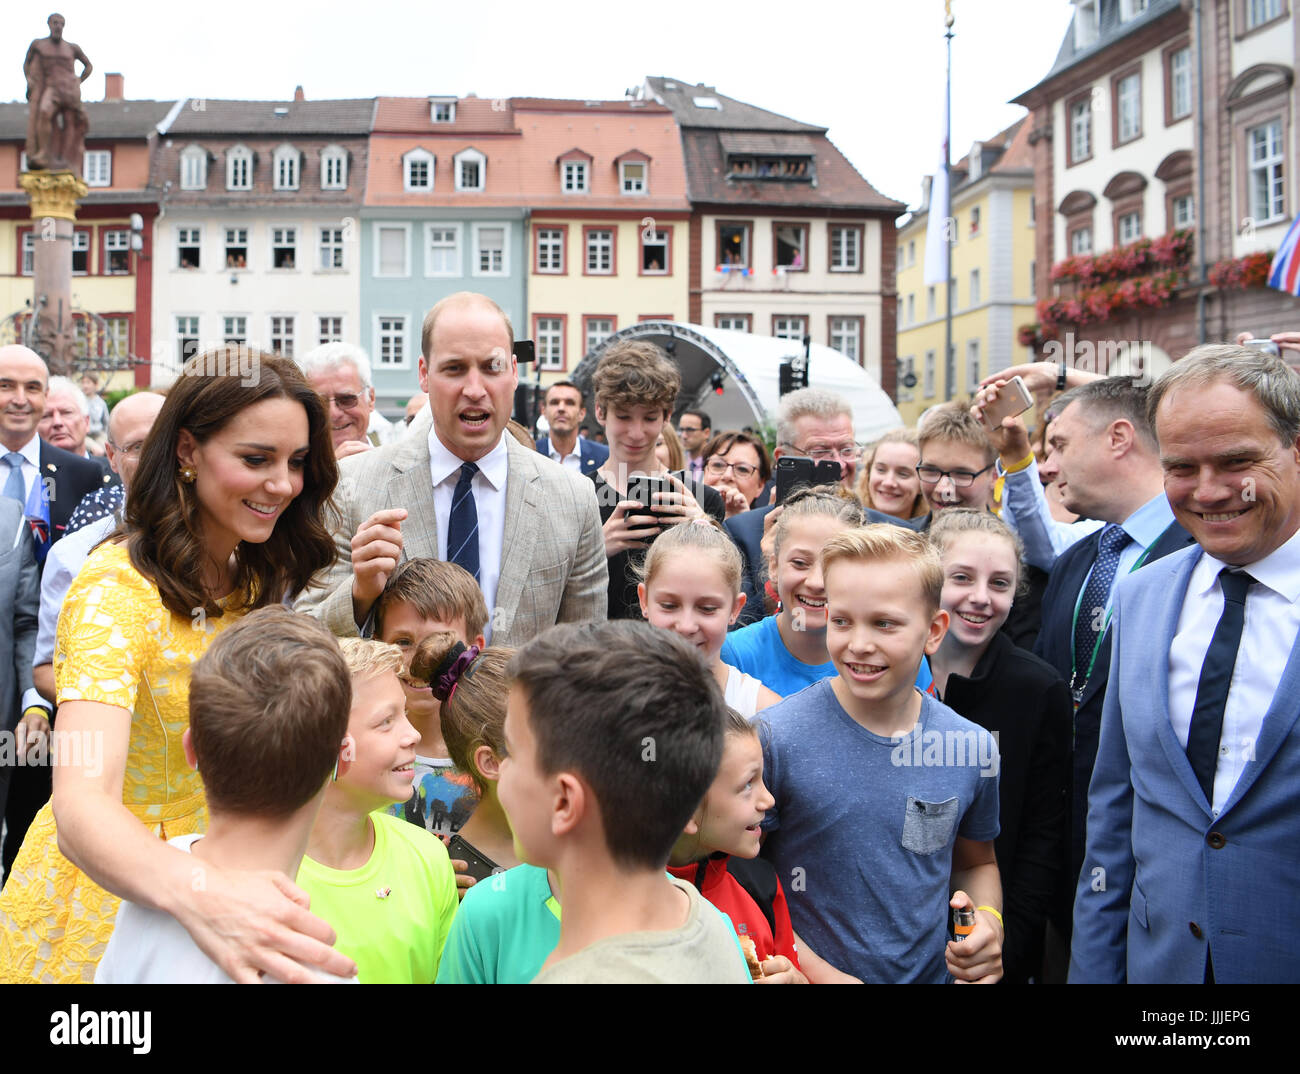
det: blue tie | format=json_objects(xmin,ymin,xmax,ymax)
[
  {"xmin": 1073, "ymin": 523, "xmax": 1131, "ymax": 679},
  {"xmin": 447, "ymin": 462, "xmax": 480, "ymax": 582},
  {"xmin": 1186, "ymin": 569, "xmax": 1255, "ymax": 804},
  {"xmin": 2, "ymin": 452, "xmax": 26, "ymax": 505}
]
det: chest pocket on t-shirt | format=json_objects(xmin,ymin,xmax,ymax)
[{"xmin": 901, "ymin": 796, "xmax": 959, "ymax": 856}]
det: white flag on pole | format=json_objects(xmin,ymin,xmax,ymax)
[{"xmin": 924, "ymin": 95, "xmax": 951, "ymax": 287}]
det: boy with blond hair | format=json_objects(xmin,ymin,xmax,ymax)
[
  {"xmin": 759, "ymin": 525, "xmax": 1004, "ymax": 983},
  {"xmin": 96, "ymin": 607, "xmax": 357, "ymax": 983},
  {"xmin": 298, "ymin": 637, "xmax": 459, "ymax": 983}
]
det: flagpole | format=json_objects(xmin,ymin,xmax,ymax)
[{"xmin": 944, "ymin": 3, "xmax": 955, "ymax": 399}]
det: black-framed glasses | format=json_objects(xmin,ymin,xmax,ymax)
[
  {"xmin": 916, "ymin": 462, "xmax": 994, "ymax": 488},
  {"xmin": 705, "ymin": 457, "xmax": 758, "ymax": 480}
]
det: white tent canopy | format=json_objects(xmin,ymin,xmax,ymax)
[{"xmin": 566, "ymin": 321, "xmax": 903, "ymax": 443}]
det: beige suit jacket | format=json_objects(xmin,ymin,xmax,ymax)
[{"xmin": 296, "ymin": 410, "xmax": 608, "ymax": 646}]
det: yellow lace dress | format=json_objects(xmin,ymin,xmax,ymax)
[{"xmin": 0, "ymin": 541, "xmax": 242, "ymax": 983}]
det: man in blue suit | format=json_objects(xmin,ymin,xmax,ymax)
[
  {"xmin": 1072, "ymin": 344, "xmax": 1300, "ymax": 984},
  {"xmin": 984, "ymin": 378, "xmax": 1195, "ymax": 926},
  {"xmin": 535, "ymin": 380, "xmax": 607, "ymax": 477}
]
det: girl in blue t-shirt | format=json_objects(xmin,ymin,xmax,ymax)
[{"xmin": 720, "ymin": 489, "xmax": 863, "ymax": 695}]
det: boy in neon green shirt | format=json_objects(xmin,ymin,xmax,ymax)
[{"xmin": 299, "ymin": 638, "xmax": 459, "ymax": 983}]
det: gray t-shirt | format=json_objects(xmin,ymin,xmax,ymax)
[
  {"xmin": 760, "ymin": 682, "xmax": 1000, "ymax": 983},
  {"xmin": 531, "ymin": 878, "xmax": 752, "ymax": 984}
]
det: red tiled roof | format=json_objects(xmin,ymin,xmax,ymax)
[{"xmin": 372, "ymin": 97, "xmax": 518, "ymax": 134}]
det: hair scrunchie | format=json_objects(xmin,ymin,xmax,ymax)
[{"xmin": 431, "ymin": 642, "xmax": 481, "ymax": 702}]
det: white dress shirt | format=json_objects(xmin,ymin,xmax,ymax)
[
  {"xmin": 547, "ymin": 436, "xmax": 584, "ymax": 474},
  {"xmin": 1167, "ymin": 525, "xmax": 1300, "ymax": 816},
  {"xmin": 3, "ymin": 432, "xmax": 42, "ymax": 510},
  {"xmin": 427, "ymin": 425, "xmax": 509, "ymax": 636}
]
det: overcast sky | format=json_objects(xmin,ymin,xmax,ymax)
[{"xmin": 8, "ymin": 1, "xmax": 1076, "ymax": 211}]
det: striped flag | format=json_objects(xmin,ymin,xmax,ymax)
[{"xmin": 1268, "ymin": 215, "xmax": 1300, "ymax": 295}]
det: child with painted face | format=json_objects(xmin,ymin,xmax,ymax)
[
  {"xmin": 667, "ymin": 708, "xmax": 861, "ymax": 983},
  {"xmin": 927, "ymin": 509, "xmax": 1071, "ymax": 983},
  {"xmin": 720, "ymin": 488, "xmax": 934, "ymax": 697},
  {"xmin": 407, "ymin": 631, "xmax": 518, "ymax": 883},
  {"xmin": 638, "ymin": 519, "xmax": 781, "ymax": 717}
]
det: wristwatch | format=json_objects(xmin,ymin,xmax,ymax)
[{"xmin": 1056, "ymin": 364, "xmax": 1068, "ymax": 391}]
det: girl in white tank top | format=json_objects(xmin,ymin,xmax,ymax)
[{"xmin": 636, "ymin": 518, "xmax": 781, "ymax": 719}]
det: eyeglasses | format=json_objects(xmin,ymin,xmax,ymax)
[
  {"xmin": 678, "ymin": 424, "xmax": 703, "ymax": 435},
  {"xmin": 780, "ymin": 442, "xmax": 861, "ymax": 463},
  {"xmin": 705, "ymin": 457, "xmax": 759, "ymax": 480},
  {"xmin": 109, "ymin": 440, "xmax": 147, "ymax": 458},
  {"xmin": 915, "ymin": 462, "xmax": 994, "ymax": 488},
  {"xmin": 319, "ymin": 392, "xmax": 364, "ymax": 410}
]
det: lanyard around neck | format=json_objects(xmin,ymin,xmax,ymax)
[{"xmin": 1069, "ymin": 530, "xmax": 1161, "ymax": 691}]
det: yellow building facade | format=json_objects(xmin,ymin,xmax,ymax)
[{"xmin": 894, "ymin": 122, "xmax": 1038, "ymax": 428}]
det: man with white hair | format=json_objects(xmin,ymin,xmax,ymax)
[
  {"xmin": 298, "ymin": 342, "xmax": 395, "ymax": 459},
  {"xmin": 38, "ymin": 376, "xmax": 110, "ymax": 470}
]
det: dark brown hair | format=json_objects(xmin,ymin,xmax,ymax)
[
  {"xmin": 701, "ymin": 429, "xmax": 773, "ymax": 484},
  {"xmin": 507, "ymin": 620, "xmax": 725, "ymax": 871},
  {"xmin": 125, "ymin": 347, "xmax": 338, "ymax": 619},
  {"xmin": 374, "ymin": 558, "xmax": 489, "ymax": 641},
  {"xmin": 410, "ymin": 631, "xmax": 514, "ymax": 796},
  {"xmin": 189, "ymin": 606, "xmax": 350, "ymax": 817}
]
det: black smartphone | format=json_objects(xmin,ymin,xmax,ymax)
[{"xmin": 775, "ymin": 456, "xmax": 840, "ymax": 504}]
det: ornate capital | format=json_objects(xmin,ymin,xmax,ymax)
[{"xmin": 18, "ymin": 170, "xmax": 89, "ymax": 221}]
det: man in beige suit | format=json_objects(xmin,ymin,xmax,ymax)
[{"xmin": 296, "ymin": 292, "xmax": 607, "ymax": 645}]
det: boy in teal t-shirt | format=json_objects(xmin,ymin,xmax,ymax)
[
  {"xmin": 436, "ymin": 864, "xmax": 561, "ymax": 984},
  {"xmin": 300, "ymin": 639, "xmax": 459, "ymax": 983}
]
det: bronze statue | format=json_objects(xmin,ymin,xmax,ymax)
[{"xmin": 24, "ymin": 13, "xmax": 92, "ymax": 173}]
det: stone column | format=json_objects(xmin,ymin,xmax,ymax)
[{"xmin": 17, "ymin": 169, "xmax": 88, "ymax": 376}]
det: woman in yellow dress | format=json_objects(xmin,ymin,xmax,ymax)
[{"xmin": 0, "ymin": 348, "xmax": 353, "ymax": 983}]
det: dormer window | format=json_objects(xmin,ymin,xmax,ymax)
[
  {"xmin": 621, "ymin": 161, "xmax": 645, "ymax": 194},
  {"xmin": 320, "ymin": 145, "xmax": 348, "ymax": 190},
  {"xmin": 226, "ymin": 145, "xmax": 252, "ymax": 191},
  {"xmin": 564, "ymin": 161, "xmax": 588, "ymax": 192},
  {"xmin": 558, "ymin": 148, "xmax": 592, "ymax": 194},
  {"xmin": 1074, "ymin": 1, "xmax": 1100, "ymax": 49},
  {"xmin": 180, "ymin": 144, "xmax": 207, "ymax": 190},
  {"xmin": 431, "ymin": 99, "xmax": 456, "ymax": 123},
  {"xmin": 725, "ymin": 155, "xmax": 811, "ymax": 181},
  {"xmin": 455, "ymin": 148, "xmax": 486, "ymax": 192},
  {"xmin": 403, "ymin": 148, "xmax": 434, "ymax": 192},
  {"xmin": 273, "ymin": 144, "xmax": 300, "ymax": 191},
  {"xmin": 1119, "ymin": 0, "xmax": 1148, "ymax": 22},
  {"xmin": 615, "ymin": 150, "xmax": 650, "ymax": 196}
]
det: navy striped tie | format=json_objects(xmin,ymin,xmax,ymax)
[{"xmin": 447, "ymin": 462, "xmax": 480, "ymax": 582}]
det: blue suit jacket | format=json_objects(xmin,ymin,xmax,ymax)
[
  {"xmin": 1035, "ymin": 519, "xmax": 1195, "ymax": 908},
  {"xmin": 1070, "ymin": 544, "xmax": 1300, "ymax": 983},
  {"xmin": 535, "ymin": 435, "xmax": 608, "ymax": 477}
]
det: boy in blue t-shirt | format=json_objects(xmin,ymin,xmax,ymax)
[{"xmin": 760, "ymin": 524, "xmax": 1003, "ymax": 983}]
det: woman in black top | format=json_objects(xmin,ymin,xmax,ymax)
[{"xmin": 927, "ymin": 509, "xmax": 1071, "ymax": 984}]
